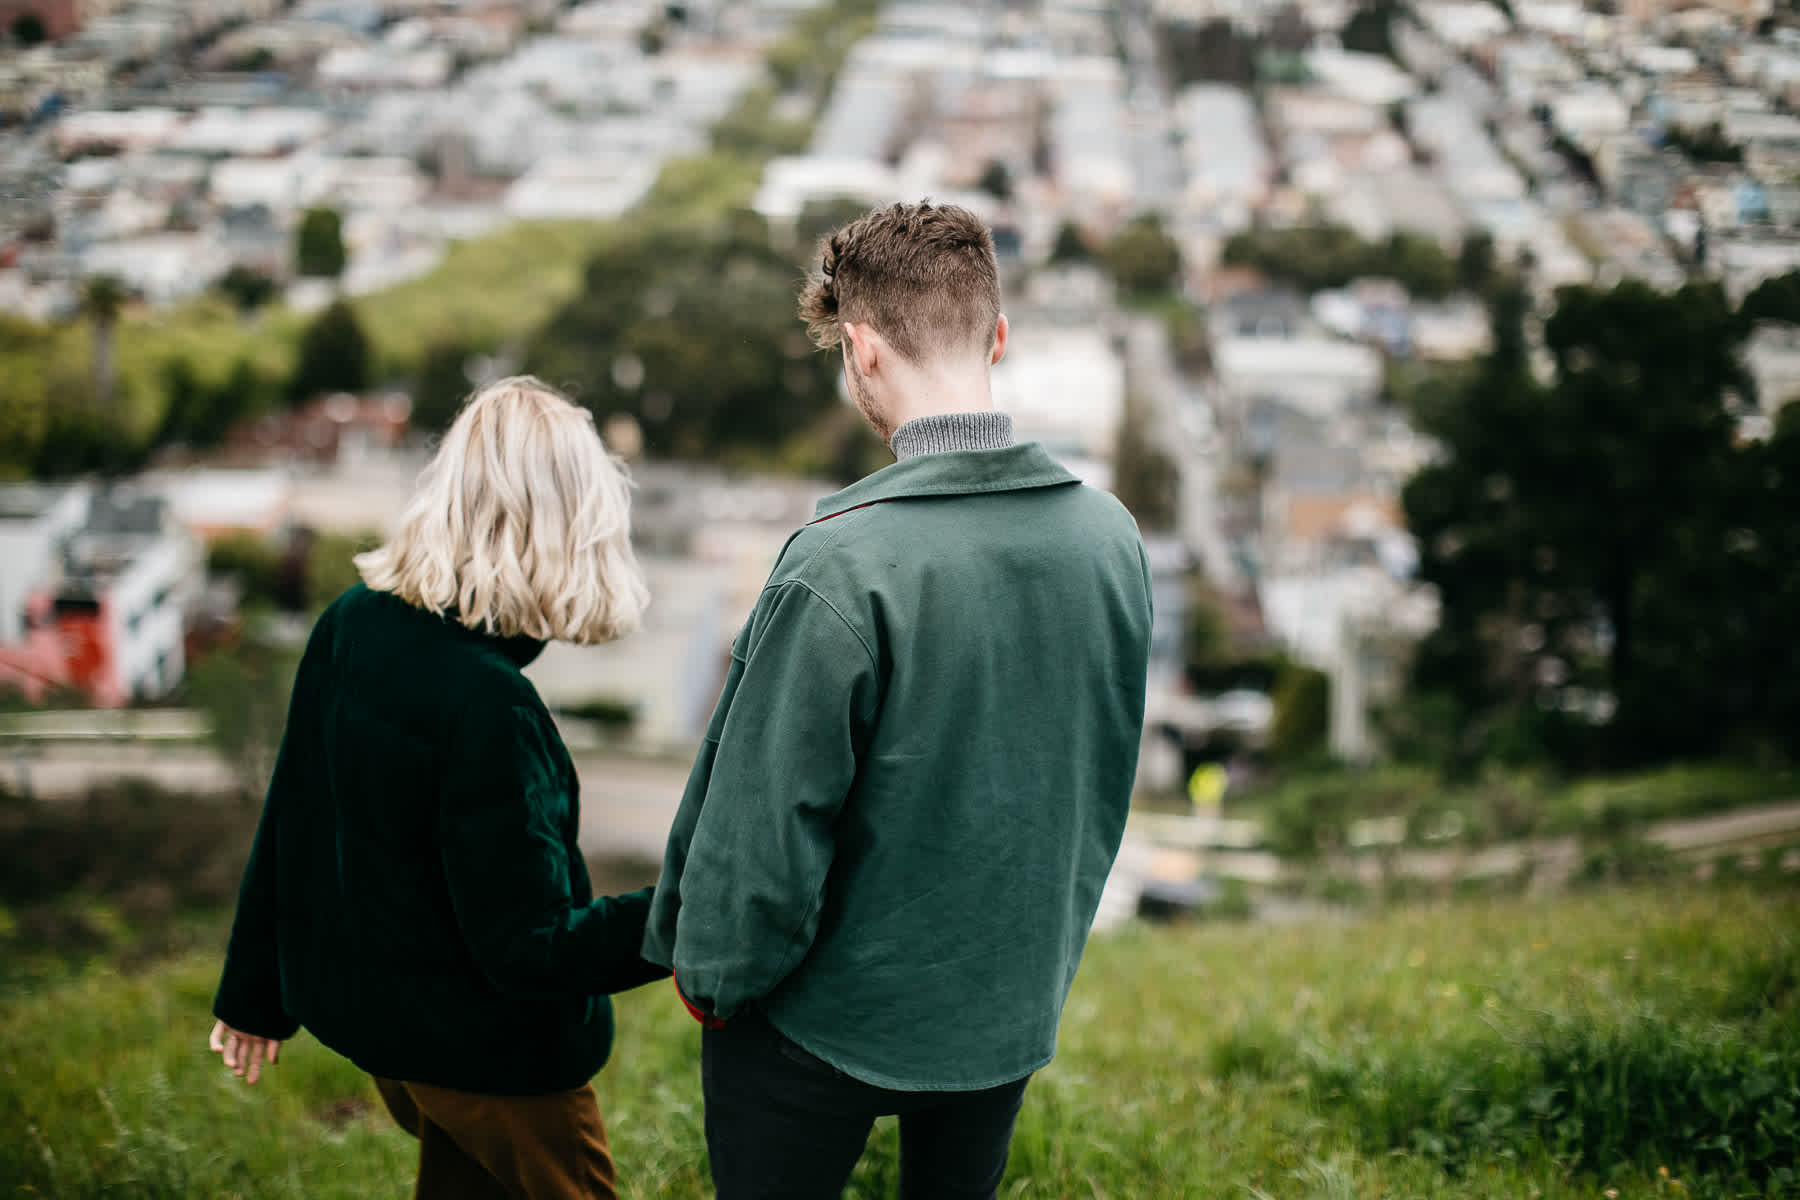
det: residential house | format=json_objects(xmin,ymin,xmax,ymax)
[
  {"xmin": 0, "ymin": 484, "xmax": 200, "ymax": 707},
  {"xmin": 990, "ymin": 317, "xmax": 1125, "ymax": 463},
  {"xmin": 1742, "ymin": 319, "xmax": 1800, "ymax": 412},
  {"xmin": 1174, "ymin": 84, "xmax": 1271, "ymax": 238},
  {"xmin": 1212, "ymin": 333, "xmax": 1384, "ymax": 423}
]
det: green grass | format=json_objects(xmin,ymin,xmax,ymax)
[{"xmin": 5, "ymin": 887, "xmax": 1795, "ymax": 1198}]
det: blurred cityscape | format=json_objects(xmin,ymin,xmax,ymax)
[{"xmin": 3, "ymin": 0, "xmax": 1799, "ymax": 894}]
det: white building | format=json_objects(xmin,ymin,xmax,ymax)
[
  {"xmin": 1174, "ymin": 85, "xmax": 1270, "ymax": 237},
  {"xmin": 0, "ymin": 485, "xmax": 89, "ymax": 644},
  {"xmin": 0, "ymin": 485, "xmax": 200, "ymax": 706},
  {"xmin": 1212, "ymin": 336, "xmax": 1384, "ymax": 422},
  {"xmin": 1416, "ymin": 0, "xmax": 1513, "ymax": 48},
  {"xmin": 79, "ymin": 234, "xmax": 234, "ymax": 305},
  {"xmin": 503, "ymin": 155, "xmax": 661, "ymax": 220},
  {"xmin": 162, "ymin": 107, "xmax": 332, "ymax": 158},
  {"xmin": 990, "ymin": 320, "xmax": 1126, "ymax": 461}
]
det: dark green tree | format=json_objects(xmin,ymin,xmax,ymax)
[
  {"xmin": 1738, "ymin": 270, "xmax": 1800, "ymax": 326},
  {"xmin": 79, "ymin": 274, "xmax": 128, "ymax": 419},
  {"xmin": 1048, "ymin": 220, "xmax": 1093, "ymax": 265},
  {"xmin": 1270, "ymin": 659, "xmax": 1331, "ymax": 760},
  {"xmin": 1221, "ymin": 224, "xmax": 1459, "ymax": 298},
  {"xmin": 1663, "ymin": 121, "xmax": 1742, "ymax": 164},
  {"xmin": 156, "ymin": 356, "xmax": 257, "ymax": 449},
  {"xmin": 294, "ymin": 207, "xmax": 347, "ymax": 280},
  {"xmin": 412, "ymin": 339, "xmax": 473, "ymax": 435},
  {"xmin": 524, "ymin": 217, "xmax": 837, "ymax": 458},
  {"xmin": 215, "ymin": 265, "xmax": 279, "ymax": 314},
  {"xmin": 794, "ymin": 195, "xmax": 876, "ymax": 254},
  {"xmin": 10, "ymin": 14, "xmax": 47, "ymax": 46},
  {"xmin": 287, "ymin": 299, "xmax": 370, "ymax": 405},
  {"xmin": 976, "ymin": 159, "xmax": 1012, "ymax": 202},
  {"xmin": 1160, "ymin": 18, "xmax": 1258, "ymax": 88},
  {"xmin": 1340, "ymin": 0, "xmax": 1398, "ymax": 58},
  {"xmin": 1457, "ymin": 231, "xmax": 1496, "ymax": 294},
  {"xmin": 1381, "ymin": 232, "xmax": 1457, "ymax": 300},
  {"xmin": 1113, "ymin": 391, "xmax": 1180, "ymax": 531},
  {"xmin": 1105, "ymin": 214, "xmax": 1183, "ymax": 297},
  {"xmin": 0, "ymin": 315, "xmax": 52, "ymax": 472},
  {"xmin": 1403, "ymin": 280, "xmax": 1753, "ymax": 767}
]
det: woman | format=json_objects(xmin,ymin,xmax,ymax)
[{"xmin": 207, "ymin": 377, "xmax": 668, "ymax": 1199}]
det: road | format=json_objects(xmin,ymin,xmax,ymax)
[
  {"xmin": 0, "ymin": 741, "xmax": 692, "ymax": 862},
  {"xmin": 1123, "ymin": 314, "xmax": 1240, "ymax": 593},
  {"xmin": 1118, "ymin": 0, "xmax": 1185, "ymax": 215},
  {"xmin": 1124, "ymin": 800, "xmax": 1800, "ymax": 898}
]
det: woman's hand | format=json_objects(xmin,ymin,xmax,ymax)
[{"xmin": 209, "ymin": 1019, "xmax": 281, "ymax": 1084}]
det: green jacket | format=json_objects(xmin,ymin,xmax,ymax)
[
  {"xmin": 213, "ymin": 584, "xmax": 666, "ymax": 1097},
  {"xmin": 643, "ymin": 443, "xmax": 1152, "ymax": 1091}
]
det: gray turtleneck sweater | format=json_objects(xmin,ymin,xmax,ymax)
[{"xmin": 888, "ymin": 411, "xmax": 1016, "ymax": 461}]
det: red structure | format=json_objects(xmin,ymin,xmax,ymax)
[
  {"xmin": 0, "ymin": 0, "xmax": 79, "ymax": 42},
  {"xmin": 0, "ymin": 592, "xmax": 125, "ymax": 708}
]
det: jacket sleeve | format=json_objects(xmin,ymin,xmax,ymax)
[
  {"xmin": 645, "ymin": 582, "xmax": 879, "ymax": 1021},
  {"xmin": 438, "ymin": 702, "xmax": 667, "ymax": 996},
  {"xmin": 212, "ymin": 650, "xmax": 319, "ymax": 1041}
]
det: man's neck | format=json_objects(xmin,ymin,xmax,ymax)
[{"xmin": 880, "ymin": 356, "xmax": 996, "ymax": 431}]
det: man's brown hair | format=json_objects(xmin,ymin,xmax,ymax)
[{"xmin": 798, "ymin": 201, "xmax": 1001, "ymax": 364}]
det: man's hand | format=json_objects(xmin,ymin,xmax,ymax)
[{"xmin": 209, "ymin": 1019, "xmax": 281, "ymax": 1085}]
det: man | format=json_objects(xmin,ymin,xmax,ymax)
[{"xmin": 643, "ymin": 201, "xmax": 1152, "ymax": 1199}]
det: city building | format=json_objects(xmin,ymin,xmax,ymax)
[{"xmin": 0, "ymin": 483, "xmax": 200, "ymax": 707}]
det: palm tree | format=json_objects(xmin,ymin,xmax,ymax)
[{"xmin": 80, "ymin": 274, "xmax": 128, "ymax": 416}]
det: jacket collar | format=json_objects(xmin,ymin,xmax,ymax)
[
  {"xmin": 360, "ymin": 583, "xmax": 548, "ymax": 666},
  {"xmin": 810, "ymin": 442, "xmax": 1079, "ymax": 524},
  {"xmin": 492, "ymin": 631, "xmax": 549, "ymax": 667}
]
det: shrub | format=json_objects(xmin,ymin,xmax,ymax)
[
  {"xmin": 1240, "ymin": 971, "xmax": 1800, "ymax": 1196},
  {"xmin": 562, "ymin": 697, "xmax": 639, "ymax": 732}
]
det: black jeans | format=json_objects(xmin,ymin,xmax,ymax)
[{"xmin": 701, "ymin": 1013, "xmax": 1031, "ymax": 1200}]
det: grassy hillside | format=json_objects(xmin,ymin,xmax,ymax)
[{"xmin": 4, "ymin": 885, "xmax": 1795, "ymax": 1198}]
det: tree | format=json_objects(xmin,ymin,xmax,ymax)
[
  {"xmin": 0, "ymin": 315, "xmax": 53, "ymax": 473},
  {"xmin": 1160, "ymin": 18, "xmax": 1257, "ymax": 88},
  {"xmin": 1340, "ymin": 0, "xmax": 1398, "ymax": 58},
  {"xmin": 1270, "ymin": 659, "xmax": 1330, "ymax": 760},
  {"xmin": 215, "ymin": 265, "xmax": 278, "ymax": 314},
  {"xmin": 1403, "ymin": 281, "xmax": 1755, "ymax": 767},
  {"xmin": 1265, "ymin": 2, "xmax": 1312, "ymax": 53},
  {"xmin": 1380, "ymin": 232, "xmax": 1457, "ymax": 300},
  {"xmin": 287, "ymin": 299, "xmax": 370, "ymax": 405},
  {"xmin": 294, "ymin": 207, "xmax": 347, "ymax": 280},
  {"xmin": 1048, "ymin": 220, "xmax": 1093, "ymax": 265},
  {"xmin": 1738, "ymin": 270, "xmax": 1800, "ymax": 326},
  {"xmin": 1105, "ymin": 214, "xmax": 1183, "ymax": 297},
  {"xmin": 1222, "ymin": 225, "xmax": 1459, "ymax": 300},
  {"xmin": 976, "ymin": 159, "xmax": 1012, "ymax": 202},
  {"xmin": 412, "ymin": 339, "xmax": 473, "ymax": 435},
  {"xmin": 794, "ymin": 195, "xmax": 876, "ymax": 254},
  {"xmin": 524, "ymin": 217, "xmax": 838, "ymax": 459},
  {"xmin": 10, "ymin": 14, "xmax": 47, "ymax": 46},
  {"xmin": 1457, "ymin": 231, "xmax": 1496, "ymax": 294},
  {"xmin": 1112, "ymin": 391, "xmax": 1180, "ymax": 531},
  {"xmin": 156, "ymin": 356, "xmax": 257, "ymax": 449},
  {"xmin": 79, "ymin": 274, "xmax": 128, "ymax": 419},
  {"xmin": 1663, "ymin": 121, "xmax": 1742, "ymax": 164}
]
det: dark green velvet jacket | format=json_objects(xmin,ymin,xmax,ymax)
[{"xmin": 213, "ymin": 584, "xmax": 667, "ymax": 1096}]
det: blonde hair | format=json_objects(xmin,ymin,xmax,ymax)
[{"xmin": 356, "ymin": 376, "xmax": 649, "ymax": 645}]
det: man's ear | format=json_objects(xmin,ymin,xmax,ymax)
[
  {"xmin": 843, "ymin": 321, "xmax": 881, "ymax": 379},
  {"xmin": 990, "ymin": 313, "xmax": 1009, "ymax": 366}
]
